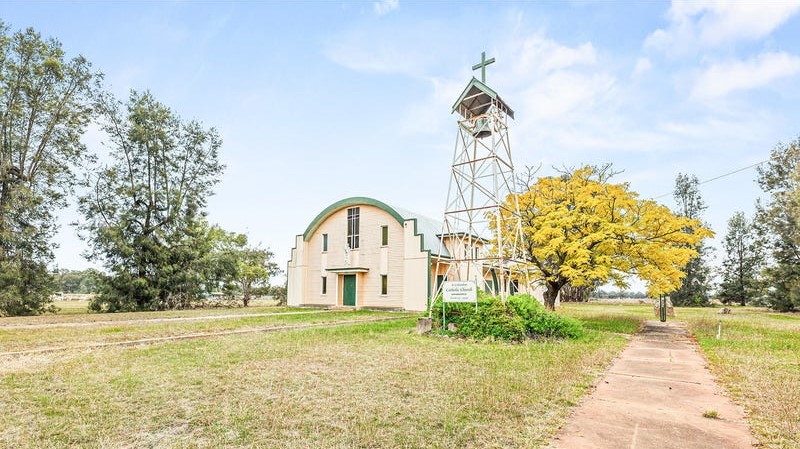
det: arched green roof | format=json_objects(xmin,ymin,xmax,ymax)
[{"xmin": 302, "ymin": 197, "xmax": 405, "ymax": 241}]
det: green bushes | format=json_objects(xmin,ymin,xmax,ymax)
[
  {"xmin": 508, "ymin": 294, "xmax": 584, "ymax": 338},
  {"xmin": 430, "ymin": 293, "xmax": 584, "ymax": 341},
  {"xmin": 454, "ymin": 297, "xmax": 527, "ymax": 341}
]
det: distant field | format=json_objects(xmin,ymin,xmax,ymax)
[
  {"xmin": 0, "ymin": 304, "xmax": 635, "ymax": 448},
  {"xmin": 560, "ymin": 303, "xmax": 800, "ymax": 449},
  {"xmin": 51, "ymin": 297, "xmax": 278, "ymax": 313},
  {"xmin": 52, "ymin": 299, "xmax": 93, "ymax": 314}
]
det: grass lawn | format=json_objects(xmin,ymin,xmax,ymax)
[
  {"xmin": 0, "ymin": 307, "xmax": 634, "ymax": 448},
  {"xmin": 52, "ymin": 300, "xmax": 93, "ymax": 314},
  {"xmin": 561, "ymin": 302, "xmax": 800, "ymax": 449},
  {"xmin": 6, "ymin": 302, "xmax": 792, "ymax": 448},
  {"xmin": 0, "ymin": 310, "xmax": 408, "ymax": 354},
  {"xmin": 4, "ymin": 299, "xmax": 294, "ymax": 326}
]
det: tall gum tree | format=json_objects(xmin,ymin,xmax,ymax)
[
  {"xmin": 718, "ymin": 211, "xmax": 762, "ymax": 306},
  {"xmin": 755, "ymin": 137, "xmax": 800, "ymax": 311},
  {"xmin": 0, "ymin": 23, "xmax": 100, "ymax": 316},
  {"xmin": 78, "ymin": 91, "xmax": 224, "ymax": 312},
  {"xmin": 495, "ymin": 166, "xmax": 712, "ymax": 310},
  {"xmin": 670, "ymin": 173, "xmax": 713, "ymax": 307}
]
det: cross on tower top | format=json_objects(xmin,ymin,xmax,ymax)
[{"xmin": 471, "ymin": 51, "xmax": 495, "ymax": 83}]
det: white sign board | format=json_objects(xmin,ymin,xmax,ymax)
[{"xmin": 442, "ymin": 281, "xmax": 477, "ymax": 303}]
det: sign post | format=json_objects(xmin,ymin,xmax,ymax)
[{"xmin": 441, "ymin": 281, "xmax": 478, "ymax": 330}]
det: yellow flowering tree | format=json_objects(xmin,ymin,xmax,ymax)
[{"xmin": 497, "ymin": 166, "xmax": 713, "ymax": 309}]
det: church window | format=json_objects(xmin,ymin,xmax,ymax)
[
  {"xmin": 321, "ymin": 276, "xmax": 327, "ymax": 294},
  {"xmin": 322, "ymin": 233, "xmax": 328, "ymax": 252},
  {"xmin": 381, "ymin": 275, "xmax": 388, "ymax": 295},
  {"xmin": 381, "ymin": 225, "xmax": 388, "ymax": 246},
  {"xmin": 347, "ymin": 207, "xmax": 360, "ymax": 249}
]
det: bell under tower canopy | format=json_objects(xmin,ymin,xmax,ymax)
[{"xmin": 451, "ymin": 77, "xmax": 515, "ymax": 120}]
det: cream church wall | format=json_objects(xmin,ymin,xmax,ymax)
[{"xmin": 288, "ymin": 199, "xmax": 428, "ymax": 311}]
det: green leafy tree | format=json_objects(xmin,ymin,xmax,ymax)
[
  {"xmin": 204, "ymin": 226, "xmax": 241, "ymax": 298},
  {"xmin": 54, "ymin": 268, "xmax": 101, "ymax": 293},
  {"xmin": 717, "ymin": 212, "xmax": 763, "ymax": 306},
  {"xmin": 60, "ymin": 271, "xmax": 83, "ymax": 293},
  {"xmin": 268, "ymin": 284, "xmax": 287, "ymax": 305},
  {"xmin": 205, "ymin": 228, "xmax": 281, "ymax": 307},
  {"xmin": 0, "ymin": 23, "xmax": 100, "ymax": 316},
  {"xmin": 235, "ymin": 245, "xmax": 280, "ymax": 307},
  {"xmin": 671, "ymin": 173, "xmax": 713, "ymax": 306},
  {"xmin": 78, "ymin": 270, "xmax": 100, "ymax": 293},
  {"xmin": 78, "ymin": 91, "xmax": 224, "ymax": 312},
  {"xmin": 755, "ymin": 137, "xmax": 800, "ymax": 311}
]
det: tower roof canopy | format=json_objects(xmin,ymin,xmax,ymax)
[{"xmin": 451, "ymin": 77, "xmax": 514, "ymax": 120}]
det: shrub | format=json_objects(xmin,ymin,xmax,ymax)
[
  {"xmin": 508, "ymin": 294, "xmax": 585, "ymax": 339},
  {"xmin": 457, "ymin": 298, "xmax": 526, "ymax": 341},
  {"xmin": 429, "ymin": 292, "xmax": 583, "ymax": 341},
  {"xmin": 430, "ymin": 289, "xmax": 495, "ymax": 331}
]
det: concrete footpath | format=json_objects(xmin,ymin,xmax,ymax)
[{"xmin": 550, "ymin": 320, "xmax": 755, "ymax": 449}]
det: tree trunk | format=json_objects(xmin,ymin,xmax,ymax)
[
  {"xmin": 560, "ymin": 284, "xmax": 590, "ymax": 302},
  {"xmin": 242, "ymin": 282, "xmax": 250, "ymax": 307},
  {"xmin": 544, "ymin": 281, "xmax": 562, "ymax": 310},
  {"xmin": 0, "ymin": 169, "xmax": 16, "ymax": 260}
]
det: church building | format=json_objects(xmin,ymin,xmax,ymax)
[{"xmin": 287, "ymin": 196, "xmax": 496, "ymax": 312}]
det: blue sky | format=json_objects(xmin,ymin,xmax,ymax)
[{"xmin": 5, "ymin": 1, "xmax": 800, "ymax": 287}]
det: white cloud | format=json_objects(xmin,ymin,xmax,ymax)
[
  {"xmin": 325, "ymin": 40, "xmax": 409, "ymax": 74},
  {"xmin": 692, "ymin": 51, "xmax": 800, "ymax": 99},
  {"xmin": 646, "ymin": 0, "xmax": 800, "ymax": 54},
  {"xmin": 696, "ymin": 1, "xmax": 800, "ymax": 45},
  {"xmin": 472, "ymin": 34, "xmax": 610, "ymax": 142},
  {"xmin": 323, "ymin": 21, "xmax": 449, "ymax": 77},
  {"xmin": 386, "ymin": 33, "xmax": 607, "ymax": 140},
  {"xmin": 399, "ymin": 76, "xmax": 465, "ymax": 136},
  {"xmin": 632, "ymin": 57, "xmax": 652, "ymax": 79},
  {"xmin": 520, "ymin": 71, "xmax": 615, "ymax": 122},
  {"xmin": 374, "ymin": 0, "xmax": 399, "ymax": 16},
  {"xmin": 497, "ymin": 33, "xmax": 596, "ymax": 85},
  {"xmin": 325, "ymin": 20, "xmax": 781, "ymax": 163}
]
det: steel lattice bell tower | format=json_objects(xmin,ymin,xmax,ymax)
[{"xmin": 433, "ymin": 51, "xmax": 528, "ymax": 302}]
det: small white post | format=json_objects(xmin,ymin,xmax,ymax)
[{"xmin": 716, "ymin": 321, "xmax": 722, "ymax": 340}]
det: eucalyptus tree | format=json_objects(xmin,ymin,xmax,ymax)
[
  {"xmin": 671, "ymin": 173, "xmax": 713, "ymax": 306},
  {"xmin": 207, "ymin": 228, "xmax": 281, "ymax": 307},
  {"xmin": 755, "ymin": 137, "xmax": 800, "ymax": 311},
  {"xmin": 718, "ymin": 212, "xmax": 763, "ymax": 306},
  {"xmin": 0, "ymin": 23, "xmax": 100, "ymax": 316},
  {"xmin": 79, "ymin": 91, "xmax": 224, "ymax": 312}
]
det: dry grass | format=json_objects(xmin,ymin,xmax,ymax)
[
  {"xmin": 0, "ymin": 311, "xmax": 632, "ymax": 448},
  {"xmin": 0, "ymin": 310, "xmax": 405, "ymax": 354},
  {"xmin": 687, "ymin": 310, "xmax": 800, "ymax": 449},
  {"xmin": 3, "ymin": 299, "xmax": 289, "ymax": 326},
  {"xmin": 51, "ymin": 300, "xmax": 93, "ymax": 314},
  {"xmin": 560, "ymin": 302, "xmax": 800, "ymax": 449}
]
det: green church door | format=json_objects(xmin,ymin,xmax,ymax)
[{"xmin": 342, "ymin": 275, "xmax": 356, "ymax": 306}]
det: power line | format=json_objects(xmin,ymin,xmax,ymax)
[{"xmin": 652, "ymin": 159, "xmax": 769, "ymax": 200}]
